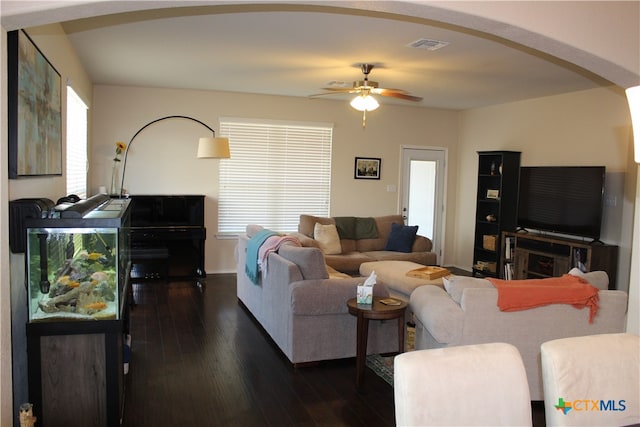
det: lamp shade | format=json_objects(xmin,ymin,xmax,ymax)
[
  {"xmin": 626, "ymin": 85, "xmax": 640, "ymax": 163},
  {"xmin": 197, "ymin": 137, "xmax": 230, "ymax": 158},
  {"xmin": 350, "ymin": 94, "xmax": 380, "ymax": 112}
]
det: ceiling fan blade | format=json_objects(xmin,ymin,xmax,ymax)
[
  {"xmin": 319, "ymin": 87, "xmax": 359, "ymax": 93},
  {"xmin": 372, "ymin": 88, "xmax": 407, "ymax": 95},
  {"xmin": 378, "ymin": 90, "xmax": 423, "ymax": 102},
  {"xmin": 309, "ymin": 91, "xmax": 357, "ymax": 98}
]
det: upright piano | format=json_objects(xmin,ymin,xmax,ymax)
[{"xmin": 128, "ymin": 195, "xmax": 206, "ymax": 280}]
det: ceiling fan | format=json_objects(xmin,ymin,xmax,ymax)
[{"xmin": 311, "ymin": 64, "xmax": 423, "ymax": 127}]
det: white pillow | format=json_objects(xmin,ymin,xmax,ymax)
[
  {"xmin": 314, "ymin": 223, "xmax": 342, "ymax": 255},
  {"xmin": 246, "ymin": 224, "xmax": 264, "ymax": 238},
  {"xmin": 567, "ymin": 268, "xmax": 609, "ymax": 290},
  {"xmin": 444, "ymin": 275, "xmax": 493, "ymax": 304}
]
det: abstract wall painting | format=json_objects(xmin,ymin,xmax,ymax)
[{"xmin": 8, "ymin": 30, "xmax": 62, "ymax": 178}]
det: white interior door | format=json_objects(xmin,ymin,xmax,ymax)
[{"xmin": 401, "ymin": 147, "xmax": 446, "ymax": 264}]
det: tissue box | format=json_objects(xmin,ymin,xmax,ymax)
[{"xmin": 357, "ymin": 284, "xmax": 373, "ymax": 304}]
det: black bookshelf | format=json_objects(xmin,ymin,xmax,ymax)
[{"xmin": 472, "ymin": 151, "xmax": 521, "ymax": 278}]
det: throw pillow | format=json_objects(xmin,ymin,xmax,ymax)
[
  {"xmin": 326, "ymin": 264, "xmax": 352, "ymax": 279},
  {"xmin": 384, "ymin": 223, "xmax": 418, "ymax": 252},
  {"xmin": 568, "ymin": 268, "xmax": 609, "ymax": 290},
  {"xmin": 278, "ymin": 246, "xmax": 329, "ymax": 280},
  {"xmin": 299, "ymin": 214, "xmax": 333, "ymax": 237},
  {"xmin": 444, "ymin": 276, "xmax": 493, "ymax": 304},
  {"xmin": 314, "ymin": 223, "xmax": 342, "ymax": 255},
  {"xmin": 246, "ymin": 224, "xmax": 264, "ymax": 238}
]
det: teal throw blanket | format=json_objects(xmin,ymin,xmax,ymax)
[{"xmin": 245, "ymin": 229, "xmax": 278, "ymax": 284}]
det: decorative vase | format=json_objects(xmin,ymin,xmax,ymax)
[{"xmin": 110, "ymin": 160, "xmax": 121, "ymax": 196}]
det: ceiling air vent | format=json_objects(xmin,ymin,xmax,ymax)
[{"xmin": 407, "ymin": 38, "xmax": 450, "ymax": 51}]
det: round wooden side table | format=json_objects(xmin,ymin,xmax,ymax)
[{"xmin": 347, "ymin": 296, "xmax": 408, "ymax": 389}]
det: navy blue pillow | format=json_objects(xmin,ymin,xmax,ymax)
[{"xmin": 385, "ymin": 223, "xmax": 418, "ymax": 253}]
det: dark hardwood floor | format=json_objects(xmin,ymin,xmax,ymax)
[{"xmin": 122, "ymin": 274, "xmax": 545, "ymax": 426}]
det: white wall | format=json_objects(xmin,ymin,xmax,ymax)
[
  {"xmin": 456, "ymin": 87, "xmax": 636, "ymax": 290},
  {"xmin": 428, "ymin": 1, "xmax": 640, "ymax": 87},
  {"xmin": 1, "ymin": 23, "xmax": 94, "ymax": 425},
  {"xmin": 628, "ymin": 173, "xmax": 640, "ymax": 333},
  {"xmin": 0, "ymin": 26, "xmax": 10, "ymax": 427},
  {"xmin": 91, "ymin": 85, "xmax": 460, "ymax": 273}
]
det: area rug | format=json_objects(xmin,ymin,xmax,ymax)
[
  {"xmin": 366, "ymin": 353, "xmax": 395, "ymax": 386},
  {"xmin": 365, "ymin": 326, "xmax": 414, "ymax": 386}
]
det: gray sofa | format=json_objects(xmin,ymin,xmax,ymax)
[
  {"xmin": 410, "ymin": 272, "xmax": 629, "ymax": 400},
  {"xmin": 292, "ymin": 214, "xmax": 437, "ymax": 274},
  {"xmin": 236, "ymin": 225, "xmax": 400, "ymax": 365}
]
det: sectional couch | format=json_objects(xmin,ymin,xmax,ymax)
[
  {"xmin": 291, "ymin": 214, "xmax": 437, "ymax": 274},
  {"xmin": 236, "ymin": 225, "xmax": 400, "ymax": 365},
  {"xmin": 409, "ymin": 271, "xmax": 629, "ymax": 400}
]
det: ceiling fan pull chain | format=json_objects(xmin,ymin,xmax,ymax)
[{"xmin": 362, "ymin": 110, "xmax": 367, "ymax": 128}]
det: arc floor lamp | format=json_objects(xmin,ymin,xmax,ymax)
[{"xmin": 118, "ymin": 115, "xmax": 230, "ymax": 197}]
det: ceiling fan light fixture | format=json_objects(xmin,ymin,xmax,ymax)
[{"xmin": 350, "ymin": 94, "xmax": 379, "ymax": 111}]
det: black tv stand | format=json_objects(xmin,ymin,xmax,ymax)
[{"xmin": 128, "ymin": 195, "xmax": 206, "ymax": 281}]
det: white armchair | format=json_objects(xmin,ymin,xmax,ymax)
[
  {"xmin": 394, "ymin": 342, "xmax": 532, "ymax": 426},
  {"xmin": 541, "ymin": 333, "xmax": 640, "ymax": 427}
]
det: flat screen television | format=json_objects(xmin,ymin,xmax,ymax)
[{"xmin": 517, "ymin": 166, "xmax": 605, "ymax": 240}]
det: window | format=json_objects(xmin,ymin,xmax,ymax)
[
  {"xmin": 66, "ymin": 86, "xmax": 88, "ymax": 198},
  {"xmin": 218, "ymin": 118, "xmax": 333, "ymax": 233}
]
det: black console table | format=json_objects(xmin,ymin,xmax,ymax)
[{"xmin": 129, "ymin": 195, "xmax": 206, "ymax": 280}]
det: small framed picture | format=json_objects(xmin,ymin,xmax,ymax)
[
  {"xmin": 486, "ymin": 189, "xmax": 500, "ymax": 199},
  {"xmin": 355, "ymin": 157, "xmax": 381, "ymax": 179}
]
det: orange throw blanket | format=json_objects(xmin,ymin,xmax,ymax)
[{"xmin": 487, "ymin": 275, "xmax": 599, "ymax": 323}]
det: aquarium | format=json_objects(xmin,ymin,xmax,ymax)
[{"xmin": 25, "ymin": 196, "xmax": 130, "ymax": 322}]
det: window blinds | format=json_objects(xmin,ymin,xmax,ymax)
[
  {"xmin": 66, "ymin": 86, "xmax": 88, "ymax": 198},
  {"xmin": 218, "ymin": 118, "xmax": 333, "ymax": 233}
]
